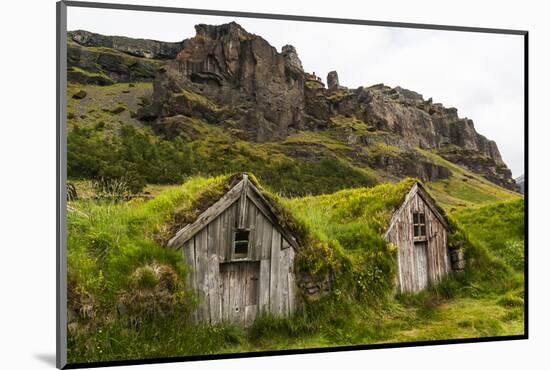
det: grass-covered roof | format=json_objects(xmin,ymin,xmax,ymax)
[
  {"xmin": 284, "ymin": 177, "xmax": 420, "ymax": 236},
  {"xmin": 162, "ymin": 172, "xmax": 310, "ymax": 248}
]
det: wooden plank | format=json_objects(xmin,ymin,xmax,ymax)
[
  {"xmin": 246, "ymin": 262, "xmax": 259, "ymax": 306},
  {"xmin": 220, "ymin": 263, "xmax": 230, "ymax": 322},
  {"xmin": 246, "ymin": 200, "xmax": 258, "ymax": 260},
  {"xmin": 245, "ymin": 305, "xmax": 258, "ymax": 327},
  {"xmin": 237, "ymin": 179, "xmax": 248, "ymax": 229},
  {"xmin": 260, "ymin": 214, "xmax": 273, "ymax": 260},
  {"xmin": 287, "ymin": 247, "xmax": 296, "ymax": 315},
  {"xmin": 280, "ymin": 241, "xmax": 290, "ymax": 316},
  {"xmin": 246, "ymin": 185, "xmax": 299, "ymax": 250},
  {"xmin": 270, "ymin": 231, "xmax": 282, "ymax": 314},
  {"xmin": 237, "ymin": 263, "xmax": 246, "ymax": 323},
  {"xmin": 226, "ymin": 203, "xmax": 237, "ymax": 261},
  {"xmin": 167, "ymin": 180, "xmax": 244, "ymax": 248},
  {"xmin": 183, "ymin": 238, "xmax": 198, "ymax": 321},
  {"xmin": 207, "ymin": 219, "xmax": 221, "ymax": 324},
  {"xmin": 244, "ymin": 262, "xmax": 259, "ymax": 326},
  {"xmin": 182, "ymin": 239, "xmax": 196, "ymax": 290},
  {"xmin": 218, "ymin": 208, "xmax": 228, "ymax": 262},
  {"xmin": 195, "ymin": 228, "xmax": 210, "ymax": 322},
  {"xmin": 253, "ymin": 208, "xmax": 264, "ymax": 261},
  {"xmin": 228, "ymin": 264, "xmax": 237, "ymax": 322},
  {"xmin": 258, "ymin": 259, "xmax": 270, "ymax": 314}
]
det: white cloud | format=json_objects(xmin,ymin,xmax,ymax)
[{"xmin": 67, "ymin": 7, "xmax": 525, "ymax": 177}]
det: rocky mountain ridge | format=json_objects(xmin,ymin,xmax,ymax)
[{"xmin": 67, "ymin": 23, "xmax": 516, "ymax": 190}]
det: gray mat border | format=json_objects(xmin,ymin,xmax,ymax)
[{"xmin": 56, "ymin": 1, "xmax": 528, "ymax": 369}]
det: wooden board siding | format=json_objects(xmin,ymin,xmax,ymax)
[
  {"xmin": 179, "ymin": 192, "xmax": 296, "ymax": 325},
  {"xmin": 386, "ymin": 189, "xmax": 451, "ymax": 293}
]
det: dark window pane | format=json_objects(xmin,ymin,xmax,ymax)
[
  {"xmin": 234, "ymin": 229, "xmax": 250, "ymax": 258},
  {"xmin": 235, "ymin": 229, "xmax": 250, "ymax": 242},
  {"xmin": 420, "ymin": 225, "xmax": 426, "ymax": 236},
  {"xmin": 413, "ymin": 213, "xmax": 419, "ymax": 224},
  {"xmin": 419, "ymin": 213, "xmax": 425, "ymax": 224},
  {"xmin": 414, "ymin": 225, "xmax": 419, "ymax": 237},
  {"xmin": 234, "ymin": 241, "xmax": 248, "ymax": 256}
]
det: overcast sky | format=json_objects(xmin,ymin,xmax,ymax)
[{"xmin": 68, "ymin": 7, "xmax": 525, "ymax": 177}]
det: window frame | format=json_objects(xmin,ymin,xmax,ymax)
[
  {"xmin": 412, "ymin": 211, "xmax": 427, "ymax": 241},
  {"xmin": 232, "ymin": 228, "xmax": 251, "ymax": 260}
]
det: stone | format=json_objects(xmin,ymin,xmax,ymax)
[
  {"xmin": 67, "ymin": 41, "xmax": 162, "ymax": 85},
  {"xmin": 72, "ymin": 90, "xmax": 87, "ymax": 99},
  {"xmin": 327, "ymin": 71, "xmax": 339, "ymax": 90},
  {"xmin": 110, "ymin": 106, "xmax": 126, "ymax": 114},
  {"xmin": 68, "ymin": 30, "xmax": 185, "ymax": 59},
  {"xmin": 144, "ymin": 22, "xmax": 305, "ymax": 142}
]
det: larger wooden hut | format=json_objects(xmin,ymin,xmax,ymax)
[
  {"xmin": 167, "ymin": 174, "xmax": 299, "ymax": 326},
  {"xmin": 384, "ymin": 182, "xmax": 455, "ymax": 293}
]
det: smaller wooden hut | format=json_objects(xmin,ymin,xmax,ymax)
[
  {"xmin": 167, "ymin": 174, "xmax": 299, "ymax": 326},
  {"xmin": 384, "ymin": 182, "xmax": 456, "ymax": 293}
]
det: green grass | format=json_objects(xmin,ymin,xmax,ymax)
[
  {"xmin": 305, "ymin": 80, "xmax": 325, "ymax": 89},
  {"xmin": 368, "ymin": 142, "xmax": 402, "ymax": 157},
  {"xmin": 419, "ymin": 148, "xmax": 520, "ymax": 210},
  {"xmin": 67, "ymin": 175, "xmax": 524, "ymax": 364},
  {"xmin": 69, "ymin": 66, "xmax": 114, "ymax": 82},
  {"xmin": 67, "ymin": 82, "xmax": 152, "ymax": 132},
  {"xmin": 453, "ymin": 199, "xmax": 525, "ymax": 271},
  {"xmin": 329, "ymin": 114, "xmax": 377, "ymax": 135},
  {"xmin": 68, "ymin": 117, "xmax": 378, "ymax": 196}
]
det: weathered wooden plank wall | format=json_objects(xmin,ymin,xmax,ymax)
[
  {"xmin": 386, "ymin": 191, "xmax": 451, "ymax": 293},
  {"xmin": 179, "ymin": 195, "xmax": 296, "ymax": 325}
]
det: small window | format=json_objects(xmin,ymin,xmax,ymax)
[
  {"xmin": 233, "ymin": 229, "xmax": 250, "ymax": 259},
  {"xmin": 413, "ymin": 212, "xmax": 427, "ymax": 238}
]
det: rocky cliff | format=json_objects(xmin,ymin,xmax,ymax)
[
  {"xmin": 138, "ymin": 22, "xmax": 305, "ymax": 142},
  {"xmin": 68, "ymin": 30, "xmax": 185, "ymax": 59},
  {"xmin": 67, "ymin": 23, "xmax": 516, "ymax": 190}
]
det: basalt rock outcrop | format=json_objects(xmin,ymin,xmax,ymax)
[
  {"xmin": 301, "ymin": 83, "xmax": 513, "ymax": 188},
  {"xmin": 68, "ymin": 30, "xmax": 185, "ymax": 59},
  {"xmin": 139, "ymin": 22, "xmax": 305, "ymax": 142},
  {"xmin": 68, "ymin": 22, "xmax": 516, "ymax": 190}
]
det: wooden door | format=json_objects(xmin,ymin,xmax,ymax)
[
  {"xmin": 220, "ymin": 261, "xmax": 260, "ymax": 325},
  {"xmin": 413, "ymin": 242, "xmax": 429, "ymax": 291}
]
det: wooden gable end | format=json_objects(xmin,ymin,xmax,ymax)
[
  {"xmin": 167, "ymin": 175, "xmax": 299, "ymax": 250},
  {"xmin": 384, "ymin": 182, "xmax": 452, "ymax": 293},
  {"xmin": 385, "ymin": 182, "xmax": 448, "ymax": 238}
]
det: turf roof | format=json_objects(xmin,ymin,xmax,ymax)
[
  {"xmin": 165, "ymin": 173, "xmax": 310, "ymax": 247},
  {"xmin": 164, "ymin": 174, "xmax": 447, "ymax": 250}
]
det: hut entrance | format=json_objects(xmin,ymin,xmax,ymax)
[
  {"xmin": 220, "ymin": 261, "xmax": 260, "ymax": 325},
  {"xmin": 413, "ymin": 242, "xmax": 429, "ymax": 290}
]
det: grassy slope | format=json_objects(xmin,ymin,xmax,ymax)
[
  {"xmin": 67, "ymin": 83, "xmax": 378, "ymax": 196},
  {"xmin": 453, "ymin": 199, "xmax": 525, "ymax": 271},
  {"xmin": 419, "ymin": 148, "xmax": 519, "ymax": 210},
  {"xmin": 67, "ymin": 79, "xmax": 520, "ymax": 206},
  {"xmin": 67, "ymin": 176, "xmax": 524, "ymax": 363},
  {"xmin": 280, "ymin": 181, "xmax": 524, "ymax": 347},
  {"xmin": 67, "ymin": 82, "xmax": 152, "ymax": 131}
]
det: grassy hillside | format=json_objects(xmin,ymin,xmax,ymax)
[
  {"xmin": 453, "ymin": 199, "xmax": 525, "ymax": 271},
  {"xmin": 67, "ymin": 83, "xmax": 379, "ymax": 196},
  {"xmin": 66, "ymin": 175, "xmax": 524, "ymax": 364},
  {"xmin": 419, "ymin": 148, "xmax": 519, "ymax": 210},
  {"xmin": 67, "ymin": 81, "xmax": 520, "ymax": 205}
]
